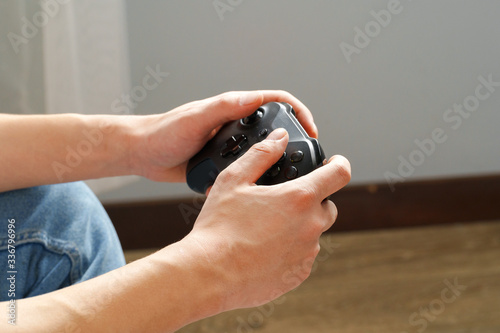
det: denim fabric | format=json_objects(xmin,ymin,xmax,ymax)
[{"xmin": 0, "ymin": 182, "xmax": 125, "ymax": 301}]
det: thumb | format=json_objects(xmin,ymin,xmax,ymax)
[
  {"xmin": 197, "ymin": 91, "xmax": 264, "ymax": 132},
  {"xmin": 217, "ymin": 128, "xmax": 289, "ymax": 187}
]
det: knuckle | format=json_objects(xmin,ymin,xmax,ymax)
[
  {"xmin": 323, "ymin": 198, "xmax": 337, "ymax": 214},
  {"xmin": 332, "ymin": 200, "xmax": 339, "ymax": 216},
  {"xmin": 332, "ymin": 155, "xmax": 352, "ymax": 185},
  {"xmin": 301, "ymin": 218, "xmax": 324, "ymax": 241},
  {"xmin": 312, "ymin": 218, "xmax": 326, "ymax": 235},
  {"xmin": 276, "ymin": 89, "xmax": 292, "ymax": 99},
  {"xmin": 292, "ymin": 186, "xmax": 317, "ymax": 207},
  {"xmin": 251, "ymin": 141, "xmax": 275, "ymax": 155},
  {"xmin": 301, "ymin": 252, "xmax": 318, "ymax": 276},
  {"xmin": 211, "ymin": 92, "xmax": 236, "ymax": 109},
  {"xmin": 312, "ymin": 243, "xmax": 321, "ymax": 258},
  {"xmin": 217, "ymin": 163, "xmax": 243, "ymax": 185},
  {"xmin": 298, "ymin": 227, "xmax": 318, "ymax": 245},
  {"xmin": 329, "ymin": 201, "xmax": 339, "ymax": 222}
]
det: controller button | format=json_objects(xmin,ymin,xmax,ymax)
[
  {"xmin": 285, "ymin": 166, "xmax": 298, "ymax": 179},
  {"xmin": 242, "ymin": 109, "xmax": 264, "ymax": 125},
  {"xmin": 278, "ymin": 152, "xmax": 287, "ymax": 165},
  {"xmin": 290, "ymin": 150, "xmax": 304, "ymax": 163},
  {"xmin": 266, "ymin": 165, "xmax": 281, "ymax": 178},
  {"xmin": 259, "ymin": 128, "xmax": 269, "ymax": 137},
  {"xmin": 221, "ymin": 134, "xmax": 248, "ymax": 157}
]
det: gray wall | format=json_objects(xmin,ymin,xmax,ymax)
[{"xmin": 98, "ymin": 0, "xmax": 500, "ymax": 202}]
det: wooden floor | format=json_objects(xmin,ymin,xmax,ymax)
[{"xmin": 125, "ymin": 221, "xmax": 500, "ymax": 332}]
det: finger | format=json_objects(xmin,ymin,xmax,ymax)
[
  {"xmin": 205, "ymin": 185, "xmax": 213, "ymax": 197},
  {"xmin": 216, "ymin": 128, "xmax": 289, "ymax": 187},
  {"xmin": 293, "ymin": 155, "xmax": 351, "ymax": 201},
  {"xmin": 191, "ymin": 91, "xmax": 265, "ymax": 133},
  {"xmin": 260, "ymin": 90, "xmax": 318, "ymax": 138},
  {"xmin": 321, "ymin": 199, "xmax": 338, "ymax": 232},
  {"xmin": 191, "ymin": 90, "xmax": 318, "ymax": 139}
]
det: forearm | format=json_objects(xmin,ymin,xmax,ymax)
[
  {"xmin": 0, "ymin": 113, "xmax": 135, "ymax": 192},
  {"xmin": 0, "ymin": 239, "xmax": 226, "ymax": 333}
]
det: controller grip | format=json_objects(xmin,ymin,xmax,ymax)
[
  {"xmin": 186, "ymin": 158, "xmax": 220, "ymax": 194},
  {"xmin": 312, "ymin": 138, "xmax": 326, "ymax": 165}
]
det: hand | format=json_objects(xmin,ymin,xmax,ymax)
[
  {"xmin": 129, "ymin": 91, "xmax": 318, "ymax": 182},
  {"xmin": 183, "ymin": 128, "xmax": 351, "ymax": 311}
]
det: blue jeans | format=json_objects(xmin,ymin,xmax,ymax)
[{"xmin": 0, "ymin": 182, "xmax": 125, "ymax": 301}]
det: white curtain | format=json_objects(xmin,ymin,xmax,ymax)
[{"xmin": 0, "ymin": 0, "xmax": 139, "ymax": 194}]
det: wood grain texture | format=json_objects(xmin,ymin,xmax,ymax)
[
  {"xmin": 173, "ymin": 221, "xmax": 500, "ymax": 333},
  {"xmin": 106, "ymin": 174, "xmax": 500, "ymax": 250}
]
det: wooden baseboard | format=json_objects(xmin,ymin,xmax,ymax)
[{"xmin": 104, "ymin": 174, "xmax": 500, "ymax": 250}]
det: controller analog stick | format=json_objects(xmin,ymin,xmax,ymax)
[{"xmin": 241, "ymin": 109, "xmax": 264, "ymax": 125}]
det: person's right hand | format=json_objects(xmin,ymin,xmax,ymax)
[
  {"xmin": 2, "ymin": 127, "xmax": 349, "ymax": 333},
  {"xmin": 183, "ymin": 127, "xmax": 351, "ymax": 311}
]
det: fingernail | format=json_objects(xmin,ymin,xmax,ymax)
[
  {"xmin": 239, "ymin": 91, "xmax": 262, "ymax": 106},
  {"xmin": 266, "ymin": 128, "xmax": 287, "ymax": 141}
]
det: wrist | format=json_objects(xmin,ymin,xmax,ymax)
[
  {"xmin": 85, "ymin": 114, "xmax": 139, "ymax": 177},
  {"xmin": 152, "ymin": 236, "xmax": 230, "ymax": 318},
  {"xmin": 119, "ymin": 114, "xmax": 162, "ymax": 178}
]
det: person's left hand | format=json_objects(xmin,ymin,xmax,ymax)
[{"xmin": 128, "ymin": 90, "xmax": 318, "ymax": 183}]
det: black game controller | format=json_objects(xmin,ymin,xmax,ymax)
[{"xmin": 186, "ymin": 102, "xmax": 326, "ymax": 194}]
